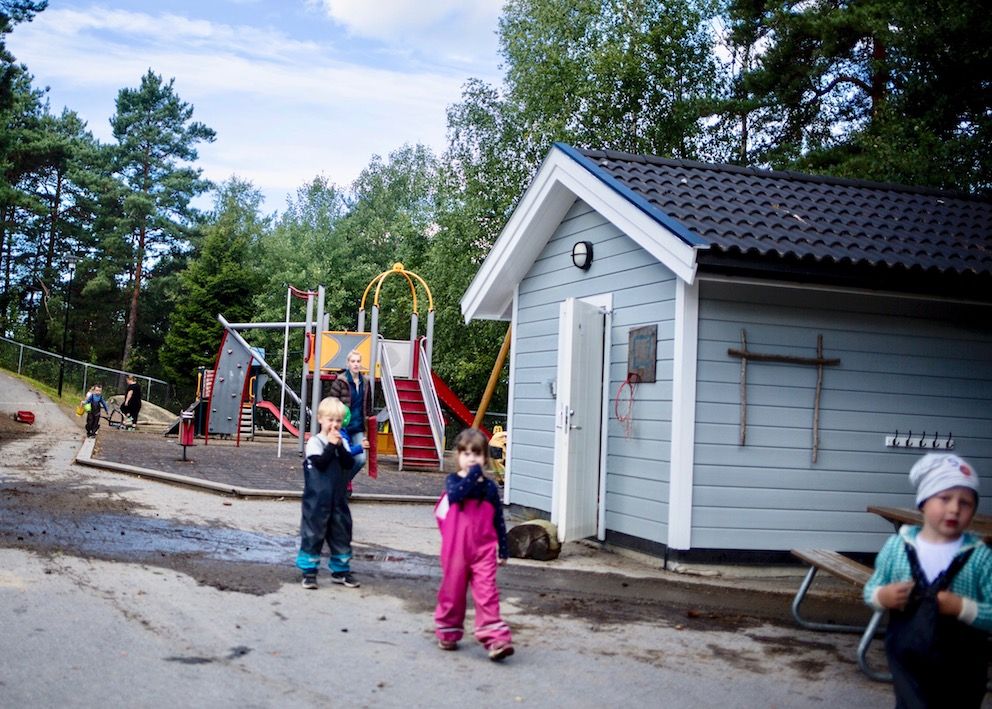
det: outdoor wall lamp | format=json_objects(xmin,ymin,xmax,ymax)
[{"xmin": 571, "ymin": 240, "xmax": 593, "ymax": 270}]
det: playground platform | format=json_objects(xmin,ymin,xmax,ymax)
[{"xmin": 89, "ymin": 427, "xmax": 451, "ymax": 499}]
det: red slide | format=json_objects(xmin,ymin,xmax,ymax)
[
  {"xmin": 255, "ymin": 400, "xmax": 302, "ymax": 438},
  {"xmin": 431, "ymin": 370, "xmax": 491, "ymax": 439}
]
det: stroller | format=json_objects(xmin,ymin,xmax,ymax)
[{"xmin": 104, "ymin": 402, "xmax": 137, "ymax": 431}]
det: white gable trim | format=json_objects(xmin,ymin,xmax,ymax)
[
  {"xmin": 462, "ymin": 146, "xmax": 702, "ymax": 322},
  {"xmin": 668, "ymin": 279, "xmax": 699, "ymax": 550}
]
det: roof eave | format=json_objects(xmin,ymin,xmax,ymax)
[{"xmin": 461, "ymin": 144, "xmax": 705, "ymax": 323}]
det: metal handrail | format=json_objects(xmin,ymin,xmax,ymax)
[
  {"xmin": 378, "ymin": 336, "xmax": 404, "ymax": 469},
  {"xmin": 0, "ymin": 334, "xmax": 170, "ymax": 404},
  {"xmin": 417, "ymin": 338, "xmax": 445, "ymax": 466}
]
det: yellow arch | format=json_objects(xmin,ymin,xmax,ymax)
[{"xmin": 360, "ymin": 262, "xmax": 434, "ymax": 313}]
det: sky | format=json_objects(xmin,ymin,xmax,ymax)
[{"xmin": 8, "ymin": 0, "xmax": 505, "ymax": 212}]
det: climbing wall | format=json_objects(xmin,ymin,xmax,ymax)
[{"xmin": 206, "ymin": 332, "xmax": 254, "ymax": 437}]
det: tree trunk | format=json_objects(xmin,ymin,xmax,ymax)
[
  {"xmin": 739, "ymin": 43, "xmax": 751, "ymax": 164},
  {"xmin": 46, "ymin": 171, "xmax": 62, "ymax": 275},
  {"xmin": 121, "ymin": 223, "xmax": 145, "ymax": 370},
  {"xmin": 0, "ymin": 204, "xmax": 7, "ymax": 297},
  {"xmin": 870, "ymin": 36, "xmax": 887, "ymax": 120}
]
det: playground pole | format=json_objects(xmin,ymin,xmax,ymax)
[
  {"xmin": 310, "ymin": 286, "xmax": 326, "ymax": 437},
  {"xmin": 277, "ymin": 287, "xmax": 292, "ymax": 458},
  {"xmin": 300, "ymin": 292, "xmax": 314, "ymax": 455},
  {"xmin": 425, "ymin": 310, "xmax": 435, "ymax": 369},
  {"xmin": 369, "ymin": 304, "xmax": 379, "ymax": 407},
  {"xmin": 473, "ymin": 325, "xmax": 512, "ymax": 429}
]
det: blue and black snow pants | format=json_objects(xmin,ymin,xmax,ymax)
[{"xmin": 296, "ymin": 458, "xmax": 353, "ymax": 574}]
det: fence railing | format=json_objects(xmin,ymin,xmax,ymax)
[{"xmin": 0, "ymin": 335, "xmax": 175, "ymax": 411}]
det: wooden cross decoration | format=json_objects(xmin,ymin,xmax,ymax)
[{"xmin": 728, "ymin": 329, "xmax": 840, "ymax": 463}]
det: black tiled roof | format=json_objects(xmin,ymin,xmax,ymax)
[{"xmin": 572, "ymin": 146, "xmax": 992, "ymax": 280}]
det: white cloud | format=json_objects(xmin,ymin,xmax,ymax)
[
  {"xmin": 311, "ymin": 0, "xmax": 501, "ymax": 64},
  {"xmin": 20, "ymin": 7, "xmax": 470, "ymax": 105},
  {"xmin": 9, "ymin": 4, "xmax": 499, "ymax": 210}
]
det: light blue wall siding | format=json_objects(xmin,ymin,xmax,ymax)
[
  {"xmin": 692, "ymin": 280, "xmax": 992, "ymax": 552},
  {"xmin": 510, "ymin": 200, "xmax": 678, "ymax": 543}
]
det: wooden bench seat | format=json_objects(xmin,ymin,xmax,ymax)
[
  {"xmin": 792, "ymin": 549, "xmax": 873, "ymax": 587},
  {"xmin": 791, "ymin": 548, "xmax": 889, "ymax": 681}
]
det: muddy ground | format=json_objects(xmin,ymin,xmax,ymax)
[{"xmin": 0, "ymin": 395, "xmax": 870, "ymax": 634}]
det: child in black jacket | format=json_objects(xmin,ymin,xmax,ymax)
[{"xmin": 295, "ymin": 397, "xmax": 363, "ymax": 590}]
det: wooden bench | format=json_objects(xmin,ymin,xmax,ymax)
[{"xmin": 791, "ymin": 549, "xmax": 890, "ymax": 681}]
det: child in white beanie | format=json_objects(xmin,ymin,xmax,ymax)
[{"xmin": 864, "ymin": 453, "xmax": 991, "ymax": 707}]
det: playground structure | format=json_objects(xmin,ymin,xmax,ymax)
[{"xmin": 195, "ymin": 264, "xmax": 497, "ymax": 472}]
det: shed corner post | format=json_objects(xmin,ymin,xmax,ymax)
[{"xmin": 668, "ymin": 279, "xmax": 699, "ymax": 550}]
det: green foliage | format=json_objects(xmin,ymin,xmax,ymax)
[
  {"xmin": 253, "ymin": 175, "xmax": 350, "ymax": 324},
  {"xmin": 499, "ymin": 0, "xmax": 722, "ymax": 162},
  {"xmin": 160, "ymin": 178, "xmax": 267, "ymax": 384},
  {"xmin": 723, "ymin": 0, "xmax": 992, "ymax": 191}
]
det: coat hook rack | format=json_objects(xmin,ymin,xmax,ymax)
[{"xmin": 885, "ymin": 429, "xmax": 954, "ymax": 450}]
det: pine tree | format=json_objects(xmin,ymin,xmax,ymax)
[{"xmin": 110, "ymin": 69, "xmax": 214, "ymax": 370}]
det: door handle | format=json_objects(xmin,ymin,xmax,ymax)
[{"xmin": 557, "ymin": 407, "xmax": 581, "ymax": 430}]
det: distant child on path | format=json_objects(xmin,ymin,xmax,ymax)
[
  {"xmin": 296, "ymin": 396, "xmax": 363, "ymax": 590},
  {"xmin": 82, "ymin": 385, "xmax": 109, "ymax": 437},
  {"xmin": 120, "ymin": 375, "xmax": 142, "ymax": 426},
  {"xmin": 864, "ymin": 453, "xmax": 991, "ymax": 707},
  {"xmin": 434, "ymin": 428, "xmax": 513, "ymax": 661}
]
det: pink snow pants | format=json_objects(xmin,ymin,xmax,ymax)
[{"xmin": 435, "ymin": 497, "xmax": 512, "ymax": 648}]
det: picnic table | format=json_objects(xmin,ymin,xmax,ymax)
[{"xmin": 867, "ymin": 505, "xmax": 992, "ymax": 543}]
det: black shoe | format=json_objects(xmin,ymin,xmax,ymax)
[
  {"xmin": 330, "ymin": 572, "xmax": 360, "ymax": 588},
  {"xmin": 488, "ymin": 643, "xmax": 514, "ymax": 661},
  {"xmin": 301, "ymin": 572, "xmax": 318, "ymax": 590}
]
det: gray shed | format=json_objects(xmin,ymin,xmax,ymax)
[{"xmin": 461, "ymin": 143, "xmax": 992, "ymax": 557}]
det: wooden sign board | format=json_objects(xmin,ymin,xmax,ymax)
[{"xmin": 628, "ymin": 325, "xmax": 657, "ymax": 383}]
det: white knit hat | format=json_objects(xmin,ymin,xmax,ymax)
[{"xmin": 909, "ymin": 453, "xmax": 979, "ymax": 506}]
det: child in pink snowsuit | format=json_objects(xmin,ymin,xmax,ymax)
[{"xmin": 435, "ymin": 428, "xmax": 514, "ymax": 661}]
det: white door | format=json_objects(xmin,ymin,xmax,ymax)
[{"xmin": 551, "ymin": 297, "xmax": 605, "ymax": 542}]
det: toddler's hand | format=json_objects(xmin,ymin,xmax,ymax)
[
  {"xmin": 361, "ymin": 438, "xmax": 370, "ymax": 450},
  {"xmin": 498, "ymin": 557, "xmax": 507, "ymax": 566},
  {"xmin": 325, "ymin": 429, "xmax": 342, "ymax": 446},
  {"xmin": 937, "ymin": 590, "xmax": 964, "ymax": 617},
  {"xmin": 877, "ymin": 581, "xmax": 914, "ymax": 610}
]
